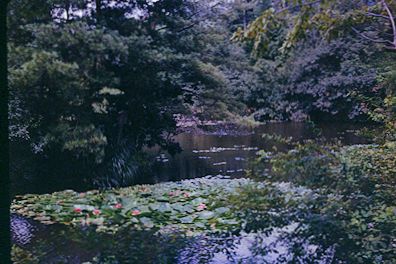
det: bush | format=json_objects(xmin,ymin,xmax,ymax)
[{"xmin": 255, "ymin": 141, "xmax": 396, "ymax": 263}]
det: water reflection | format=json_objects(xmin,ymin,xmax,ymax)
[
  {"xmin": 12, "ymin": 214, "xmax": 337, "ymax": 264},
  {"xmin": 10, "ymin": 122, "xmax": 372, "ymax": 263},
  {"xmin": 11, "ymin": 215, "xmax": 36, "ymax": 246},
  {"xmin": 10, "ymin": 122, "xmax": 368, "ymax": 196},
  {"xmin": 149, "ymin": 122, "xmax": 368, "ymax": 184}
]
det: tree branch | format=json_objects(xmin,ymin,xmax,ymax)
[
  {"xmin": 177, "ymin": 22, "xmax": 199, "ymax": 33},
  {"xmin": 352, "ymin": 27, "xmax": 393, "ymax": 44},
  {"xmin": 366, "ymin": 12, "xmax": 389, "ymax": 19},
  {"xmin": 382, "ymin": 0, "xmax": 396, "ymax": 47},
  {"xmin": 156, "ymin": 2, "xmax": 222, "ymax": 32},
  {"xmin": 278, "ymin": 0, "xmax": 321, "ymax": 13}
]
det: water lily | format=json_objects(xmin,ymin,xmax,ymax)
[
  {"xmin": 183, "ymin": 192, "xmax": 190, "ymax": 198},
  {"xmin": 197, "ymin": 203, "xmax": 207, "ymax": 211},
  {"xmin": 168, "ymin": 191, "xmax": 175, "ymax": 196},
  {"xmin": 139, "ymin": 187, "xmax": 149, "ymax": 192},
  {"xmin": 92, "ymin": 209, "xmax": 101, "ymax": 215},
  {"xmin": 114, "ymin": 203, "xmax": 122, "ymax": 209},
  {"xmin": 74, "ymin": 207, "xmax": 82, "ymax": 213},
  {"xmin": 131, "ymin": 209, "xmax": 141, "ymax": 216}
]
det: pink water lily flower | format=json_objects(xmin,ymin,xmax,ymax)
[
  {"xmin": 131, "ymin": 209, "xmax": 141, "ymax": 216},
  {"xmin": 114, "ymin": 203, "xmax": 122, "ymax": 209},
  {"xmin": 92, "ymin": 209, "xmax": 101, "ymax": 215},
  {"xmin": 197, "ymin": 203, "xmax": 207, "ymax": 211},
  {"xmin": 74, "ymin": 208, "xmax": 82, "ymax": 213},
  {"xmin": 168, "ymin": 191, "xmax": 175, "ymax": 196},
  {"xmin": 183, "ymin": 192, "xmax": 190, "ymax": 198}
]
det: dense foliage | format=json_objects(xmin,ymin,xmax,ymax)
[
  {"xmin": 248, "ymin": 134, "xmax": 396, "ymax": 263},
  {"xmin": 8, "ymin": 0, "xmax": 270, "ymax": 189},
  {"xmin": 235, "ymin": 0, "xmax": 396, "ymax": 122},
  {"xmin": 12, "ymin": 141, "xmax": 396, "ymax": 263},
  {"xmin": 8, "ymin": 0, "xmax": 396, "ymax": 188},
  {"xmin": 248, "ymin": 36, "xmax": 381, "ymax": 121},
  {"xmin": 8, "ymin": 1, "xmax": 396, "ymax": 263}
]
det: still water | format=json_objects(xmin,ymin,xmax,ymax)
[
  {"xmin": 11, "ymin": 122, "xmax": 368, "ymax": 263},
  {"xmin": 149, "ymin": 122, "xmax": 366, "ymax": 183}
]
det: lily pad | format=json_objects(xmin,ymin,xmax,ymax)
[
  {"xmin": 140, "ymin": 217, "xmax": 154, "ymax": 228},
  {"xmin": 157, "ymin": 203, "xmax": 172, "ymax": 213},
  {"xmin": 179, "ymin": 216, "xmax": 194, "ymax": 224},
  {"xmin": 214, "ymin": 207, "xmax": 230, "ymax": 215},
  {"xmin": 198, "ymin": 211, "xmax": 215, "ymax": 220}
]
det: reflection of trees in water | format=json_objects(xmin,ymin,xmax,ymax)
[
  {"xmin": 12, "ymin": 217, "xmax": 338, "ymax": 264},
  {"xmin": 177, "ymin": 225, "xmax": 335, "ymax": 263},
  {"xmin": 11, "ymin": 215, "xmax": 36, "ymax": 246},
  {"xmin": 247, "ymin": 226, "xmax": 336, "ymax": 263},
  {"xmin": 177, "ymin": 233, "xmax": 242, "ymax": 263}
]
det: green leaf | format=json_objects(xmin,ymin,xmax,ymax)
[
  {"xmin": 157, "ymin": 203, "xmax": 172, "ymax": 213},
  {"xmin": 179, "ymin": 216, "xmax": 194, "ymax": 224},
  {"xmin": 214, "ymin": 207, "xmax": 230, "ymax": 215},
  {"xmin": 140, "ymin": 217, "xmax": 154, "ymax": 228},
  {"xmin": 198, "ymin": 211, "xmax": 215, "ymax": 220}
]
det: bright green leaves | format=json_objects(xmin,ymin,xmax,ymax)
[
  {"xmin": 232, "ymin": 8, "xmax": 284, "ymax": 56},
  {"xmin": 237, "ymin": 0, "xmax": 396, "ymax": 55}
]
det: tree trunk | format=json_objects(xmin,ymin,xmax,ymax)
[{"xmin": 95, "ymin": 0, "xmax": 102, "ymax": 21}]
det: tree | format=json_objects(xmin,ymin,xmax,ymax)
[
  {"xmin": 250, "ymin": 36, "xmax": 380, "ymax": 121},
  {"xmin": 233, "ymin": 0, "xmax": 396, "ymax": 54},
  {"xmin": 7, "ymin": 0, "xmax": 198, "ymax": 189}
]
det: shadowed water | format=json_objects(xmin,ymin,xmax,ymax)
[
  {"xmin": 11, "ymin": 214, "xmax": 336, "ymax": 263},
  {"xmin": 149, "ymin": 122, "xmax": 367, "ymax": 183},
  {"xmin": 11, "ymin": 122, "xmax": 369, "ymax": 263},
  {"xmin": 11, "ymin": 122, "xmax": 367, "ymax": 196}
]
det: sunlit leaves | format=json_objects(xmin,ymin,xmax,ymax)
[{"xmin": 237, "ymin": 0, "xmax": 396, "ymax": 55}]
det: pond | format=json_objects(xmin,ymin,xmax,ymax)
[
  {"xmin": 11, "ymin": 122, "xmax": 367, "ymax": 196},
  {"xmin": 11, "ymin": 213, "xmax": 335, "ymax": 263},
  {"xmin": 11, "ymin": 122, "xmax": 369, "ymax": 263},
  {"xmin": 148, "ymin": 122, "xmax": 367, "ymax": 184}
]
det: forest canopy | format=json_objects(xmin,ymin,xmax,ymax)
[{"xmin": 8, "ymin": 0, "xmax": 396, "ymax": 188}]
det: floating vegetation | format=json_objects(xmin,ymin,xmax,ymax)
[
  {"xmin": 12, "ymin": 178, "xmax": 245, "ymax": 234},
  {"xmin": 11, "ymin": 177, "xmax": 314, "ymax": 236},
  {"xmin": 155, "ymin": 154, "xmax": 169, "ymax": 163},
  {"xmin": 192, "ymin": 146, "xmax": 259, "ymax": 154},
  {"xmin": 242, "ymin": 147, "xmax": 259, "ymax": 151},
  {"xmin": 262, "ymin": 133, "xmax": 294, "ymax": 145}
]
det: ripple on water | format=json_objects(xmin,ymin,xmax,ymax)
[{"xmin": 11, "ymin": 214, "xmax": 37, "ymax": 246}]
